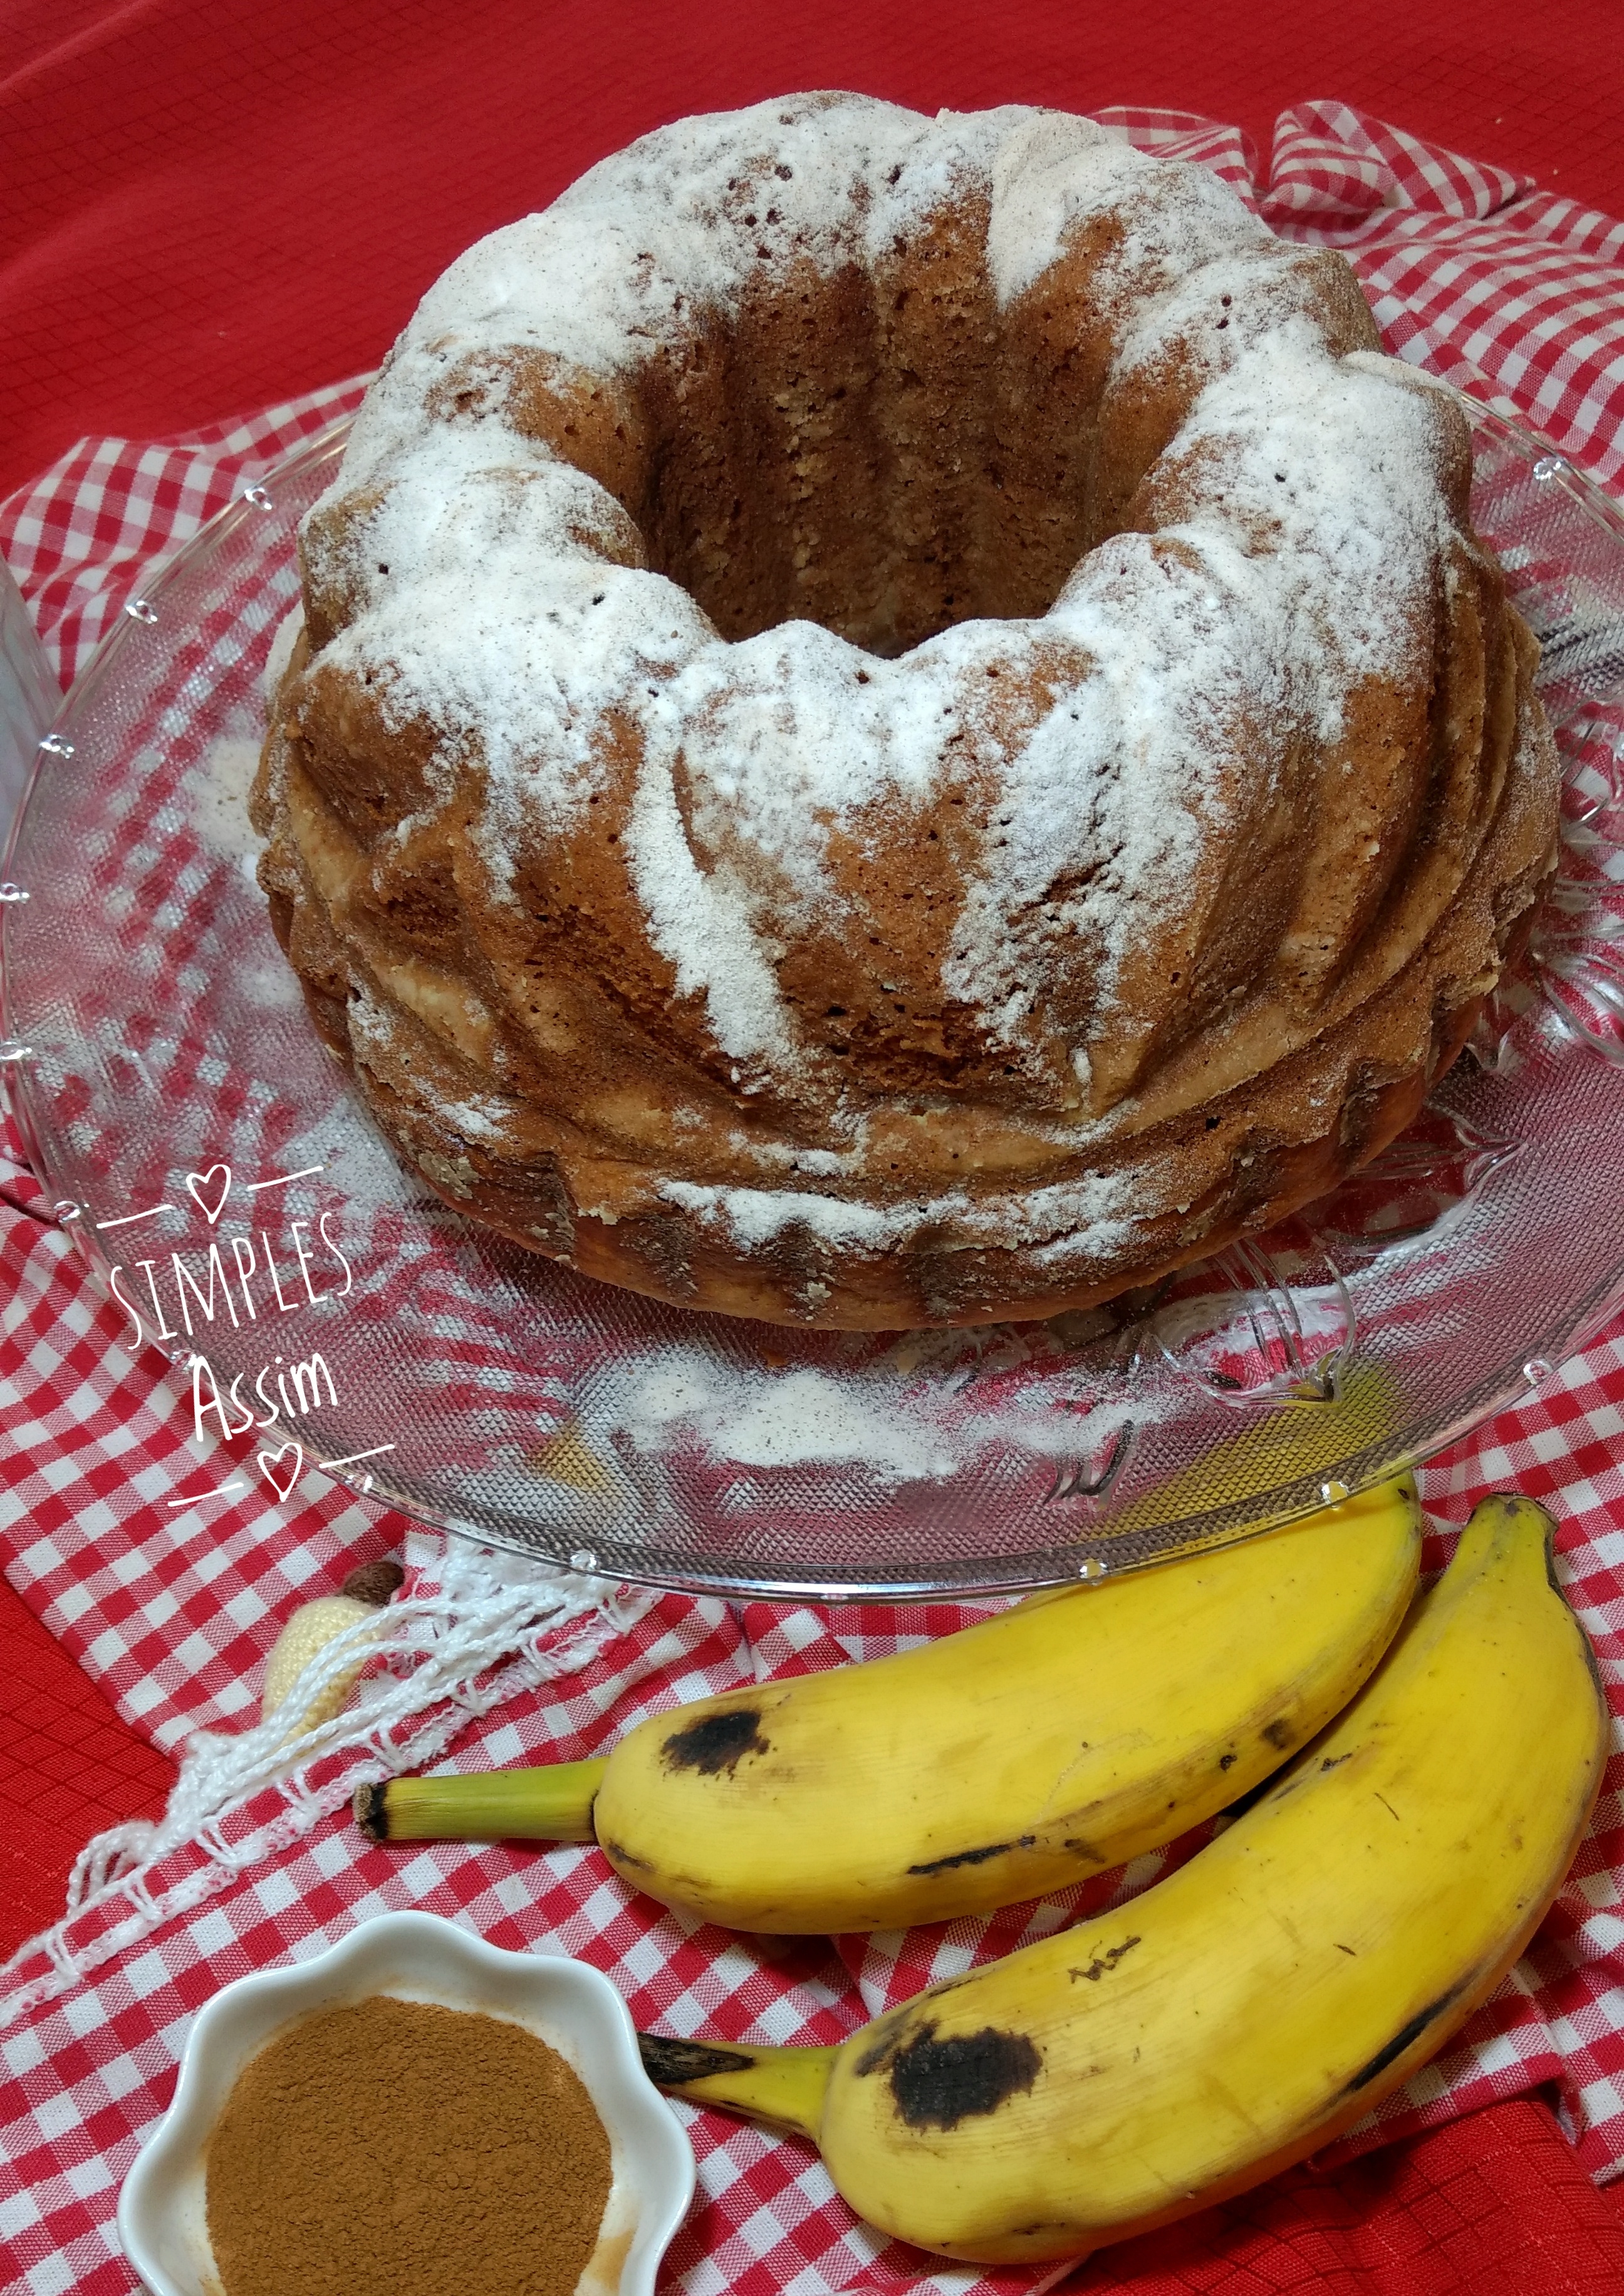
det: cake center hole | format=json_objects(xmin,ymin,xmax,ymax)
[{"xmin": 630, "ymin": 259, "xmax": 1092, "ymax": 658}]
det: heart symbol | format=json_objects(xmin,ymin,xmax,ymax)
[
  {"xmin": 258, "ymin": 1441, "xmax": 304, "ymax": 1504},
  {"xmin": 185, "ymin": 1164, "xmax": 232, "ymax": 1225}
]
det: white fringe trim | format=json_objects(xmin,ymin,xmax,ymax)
[{"xmin": 1, "ymin": 1546, "xmax": 654, "ymax": 2025}]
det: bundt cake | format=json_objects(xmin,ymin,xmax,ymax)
[{"xmin": 252, "ymin": 93, "xmax": 1558, "ymax": 1330}]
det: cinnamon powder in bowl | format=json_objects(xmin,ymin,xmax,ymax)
[
  {"xmin": 116, "ymin": 1912, "xmax": 694, "ymax": 2296},
  {"xmin": 206, "ymin": 1995, "xmax": 612, "ymax": 2296}
]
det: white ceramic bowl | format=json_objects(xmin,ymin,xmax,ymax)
[{"xmin": 116, "ymin": 1910, "xmax": 696, "ymax": 2296}]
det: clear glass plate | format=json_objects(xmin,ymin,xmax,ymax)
[{"xmin": 4, "ymin": 407, "xmax": 1623, "ymax": 1599}]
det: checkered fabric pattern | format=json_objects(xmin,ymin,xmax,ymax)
[
  {"xmin": 3, "ymin": 100, "xmax": 1624, "ymax": 2296},
  {"xmin": 0, "ymin": 378, "xmax": 367, "ymax": 695}
]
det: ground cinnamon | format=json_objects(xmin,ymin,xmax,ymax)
[{"xmin": 204, "ymin": 1992, "xmax": 613, "ymax": 2296}]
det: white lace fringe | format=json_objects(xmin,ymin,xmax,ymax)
[{"xmin": 2, "ymin": 1547, "xmax": 652, "ymax": 2024}]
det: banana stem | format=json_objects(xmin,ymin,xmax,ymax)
[
  {"xmin": 638, "ymin": 2035, "xmax": 837, "ymax": 2143},
  {"xmin": 355, "ymin": 1758, "xmax": 609, "ymax": 1843}
]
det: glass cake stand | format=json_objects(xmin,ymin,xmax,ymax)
[{"xmin": 5, "ymin": 404, "xmax": 1624, "ymax": 1599}]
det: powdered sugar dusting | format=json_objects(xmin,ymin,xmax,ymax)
[
  {"xmin": 660, "ymin": 1164, "xmax": 1138, "ymax": 1259},
  {"xmin": 262, "ymin": 605, "xmax": 304, "ymax": 701},
  {"xmin": 941, "ymin": 535, "xmax": 1261, "ymax": 1058},
  {"xmin": 1164, "ymin": 326, "xmax": 1444, "ymax": 729},
  {"xmin": 591, "ymin": 1336, "xmax": 1175, "ymax": 1482},
  {"xmin": 622, "ymin": 689, "xmax": 797, "ymax": 1064},
  {"xmin": 984, "ymin": 110, "xmax": 1262, "ymax": 303},
  {"xmin": 942, "ymin": 325, "xmax": 1449, "ymax": 1057},
  {"xmin": 610, "ymin": 1351, "xmax": 956, "ymax": 1479}
]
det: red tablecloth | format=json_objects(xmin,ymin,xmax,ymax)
[{"xmin": 7, "ymin": 8, "xmax": 1624, "ymax": 2293}]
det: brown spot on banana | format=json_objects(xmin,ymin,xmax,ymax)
[
  {"xmin": 1261, "ymin": 1718, "xmax": 1294, "ymax": 1750},
  {"xmin": 660, "ymin": 1708, "xmax": 768, "ymax": 1775},
  {"xmin": 1341, "ymin": 1980, "xmax": 1470, "ymax": 2094},
  {"xmin": 856, "ymin": 2022, "xmax": 1043, "ymax": 2129},
  {"xmin": 1068, "ymin": 1935, "xmax": 1142, "ymax": 1983},
  {"xmin": 906, "ymin": 1834, "xmax": 1037, "ymax": 1877}
]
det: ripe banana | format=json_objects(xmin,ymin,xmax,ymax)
[
  {"xmin": 358, "ymin": 1477, "xmax": 1421, "ymax": 1932},
  {"xmin": 643, "ymin": 1494, "xmax": 1607, "ymax": 2263}
]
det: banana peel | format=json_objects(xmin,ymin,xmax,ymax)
[
  {"xmin": 643, "ymin": 1495, "xmax": 1606, "ymax": 2263},
  {"xmin": 360, "ymin": 1476, "xmax": 1422, "ymax": 1931}
]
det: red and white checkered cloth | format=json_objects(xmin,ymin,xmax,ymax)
[{"xmin": 4, "ymin": 100, "xmax": 1624, "ymax": 2296}]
